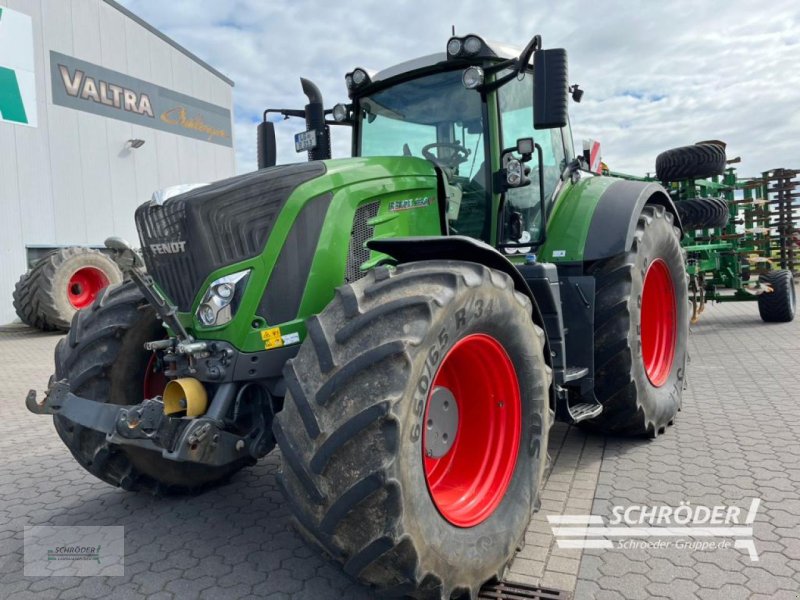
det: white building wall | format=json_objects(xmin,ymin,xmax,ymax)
[{"xmin": 0, "ymin": 0, "xmax": 235, "ymax": 324}]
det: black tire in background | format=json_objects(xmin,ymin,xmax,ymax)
[
  {"xmin": 655, "ymin": 143, "xmax": 727, "ymax": 183},
  {"xmin": 274, "ymin": 261, "xmax": 551, "ymax": 599},
  {"xmin": 12, "ymin": 250, "xmax": 60, "ymax": 331},
  {"xmin": 675, "ymin": 197, "xmax": 730, "ymax": 230},
  {"xmin": 53, "ymin": 281, "xmax": 251, "ymax": 494},
  {"xmin": 35, "ymin": 247, "xmax": 123, "ymax": 331},
  {"xmin": 758, "ymin": 270, "xmax": 796, "ymax": 323},
  {"xmin": 583, "ymin": 205, "xmax": 689, "ymax": 437}
]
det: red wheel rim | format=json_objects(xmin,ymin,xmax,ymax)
[
  {"xmin": 641, "ymin": 259, "xmax": 677, "ymax": 387},
  {"xmin": 422, "ymin": 333, "xmax": 521, "ymax": 528},
  {"xmin": 143, "ymin": 353, "xmax": 167, "ymax": 400},
  {"xmin": 67, "ymin": 267, "xmax": 109, "ymax": 309}
]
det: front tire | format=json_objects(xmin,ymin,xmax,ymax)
[
  {"xmin": 274, "ymin": 261, "xmax": 551, "ymax": 599},
  {"xmin": 583, "ymin": 205, "xmax": 689, "ymax": 436},
  {"xmin": 53, "ymin": 281, "xmax": 250, "ymax": 494}
]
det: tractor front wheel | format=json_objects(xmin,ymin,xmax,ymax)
[
  {"xmin": 53, "ymin": 281, "xmax": 251, "ymax": 494},
  {"xmin": 274, "ymin": 261, "xmax": 551, "ymax": 599},
  {"xmin": 584, "ymin": 204, "xmax": 689, "ymax": 436}
]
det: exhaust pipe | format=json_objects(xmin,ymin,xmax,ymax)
[{"xmin": 301, "ymin": 77, "xmax": 331, "ymax": 161}]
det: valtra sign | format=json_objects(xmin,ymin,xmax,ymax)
[{"xmin": 50, "ymin": 51, "xmax": 232, "ymax": 147}]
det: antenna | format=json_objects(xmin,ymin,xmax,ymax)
[{"xmin": 451, "ymin": 25, "xmax": 455, "ymax": 36}]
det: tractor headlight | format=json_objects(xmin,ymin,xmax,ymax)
[
  {"xmin": 462, "ymin": 66, "xmax": 484, "ymax": 89},
  {"xmin": 447, "ymin": 38, "xmax": 462, "ymax": 56},
  {"xmin": 463, "ymin": 35, "xmax": 483, "ymax": 55},
  {"xmin": 332, "ymin": 103, "xmax": 349, "ymax": 122},
  {"xmin": 195, "ymin": 270, "xmax": 250, "ymax": 327},
  {"xmin": 506, "ymin": 159, "xmax": 523, "ymax": 187},
  {"xmin": 352, "ymin": 68, "xmax": 368, "ymax": 86}
]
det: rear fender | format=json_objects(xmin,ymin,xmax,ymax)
[
  {"xmin": 541, "ymin": 176, "xmax": 681, "ymax": 264},
  {"xmin": 583, "ymin": 180, "xmax": 682, "ymax": 261}
]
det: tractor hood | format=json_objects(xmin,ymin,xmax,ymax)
[{"xmin": 135, "ymin": 157, "xmax": 441, "ymax": 350}]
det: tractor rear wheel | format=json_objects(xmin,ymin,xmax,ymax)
[
  {"xmin": 274, "ymin": 261, "xmax": 551, "ymax": 599},
  {"xmin": 33, "ymin": 247, "xmax": 123, "ymax": 331},
  {"xmin": 676, "ymin": 197, "xmax": 730, "ymax": 230},
  {"xmin": 53, "ymin": 281, "xmax": 251, "ymax": 494},
  {"xmin": 583, "ymin": 205, "xmax": 688, "ymax": 436},
  {"xmin": 655, "ymin": 143, "xmax": 727, "ymax": 183},
  {"xmin": 12, "ymin": 251, "xmax": 60, "ymax": 331},
  {"xmin": 758, "ymin": 270, "xmax": 796, "ymax": 323}
]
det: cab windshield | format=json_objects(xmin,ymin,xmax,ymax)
[{"xmin": 357, "ymin": 69, "xmax": 490, "ymax": 239}]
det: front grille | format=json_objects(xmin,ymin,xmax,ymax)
[
  {"xmin": 135, "ymin": 163, "xmax": 326, "ymax": 311},
  {"xmin": 345, "ymin": 201, "xmax": 379, "ymax": 283}
]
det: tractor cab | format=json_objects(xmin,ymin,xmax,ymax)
[{"xmin": 259, "ymin": 34, "xmax": 577, "ymax": 256}]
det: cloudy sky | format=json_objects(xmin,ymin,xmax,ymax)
[{"xmin": 119, "ymin": 0, "xmax": 800, "ymax": 177}]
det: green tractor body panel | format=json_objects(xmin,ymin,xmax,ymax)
[
  {"xmin": 142, "ymin": 157, "xmax": 441, "ymax": 354},
  {"xmin": 538, "ymin": 175, "xmax": 618, "ymax": 264}
]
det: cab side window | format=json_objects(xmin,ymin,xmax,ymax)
[{"xmin": 498, "ymin": 72, "xmax": 566, "ymax": 245}]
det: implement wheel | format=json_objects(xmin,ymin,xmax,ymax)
[
  {"xmin": 53, "ymin": 281, "xmax": 251, "ymax": 494},
  {"xmin": 758, "ymin": 270, "xmax": 796, "ymax": 323},
  {"xmin": 656, "ymin": 143, "xmax": 727, "ymax": 183},
  {"xmin": 676, "ymin": 197, "xmax": 730, "ymax": 230},
  {"xmin": 274, "ymin": 261, "xmax": 551, "ymax": 599},
  {"xmin": 583, "ymin": 205, "xmax": 689, "ymax": 436}
]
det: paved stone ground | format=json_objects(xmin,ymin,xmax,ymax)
[
  {"xmin": 576, "ymin": 301, "xmax": 800, "ymax": 600},
  {"xmin": 0, "ymin": 298, "xmax": 798, "ymax": 599}
]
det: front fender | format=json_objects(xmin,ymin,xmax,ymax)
[{"xmin": 367, "ymin": 235, "xmax": 550, "ymax": 360}]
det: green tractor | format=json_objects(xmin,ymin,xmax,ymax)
[{"xmin": 27, "ymin": 34, "xmax": 689, "ymax": 598}]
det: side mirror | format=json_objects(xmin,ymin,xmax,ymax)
[
  {"xmin": 533, "ymin": 48, "xmax": 568, "ymax": 130},
  {"xmin": 257, "ymin": 121, "xmax": 277, "ymax": 169}
]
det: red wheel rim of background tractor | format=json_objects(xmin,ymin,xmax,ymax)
[
  {"xmin": 67, "ymin": 267, "xmax": 109, "ymax": 309},
  {"xmin": 143, "ymin": 353, "xmax": 168, "ymax": 400},
  {"xmin": 641, "ymin": 258, "xmax": 677, "ymax": 387},
  {"xmin": 422, "ymin": 333, "xmax": 522, "ymax": 528}
]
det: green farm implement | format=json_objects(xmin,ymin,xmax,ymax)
[
  {"xmin": 610, "ymin": 143, "xmax": 798, "ymax": 323},
  {"xmin": 28, "ymin": 34, "xmax": 690, "ymax": 598}
]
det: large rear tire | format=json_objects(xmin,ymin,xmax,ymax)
[
  {"xmin": 583, "ymin": 205, "xmax": 689, "ymax": 436},
  {"xmin": 274, "ymin": 261, "xmax": 551, "ymax": 599},
  {"xmin": 36, "ymin": 247, "xmax": 123, "ymax": 331},
  {"xmin": 758, "ymin": 270, "xmax": 796, "ymax": 323},
  {"xmin": 53, "ymin": 281, "xmax": 250, "ymax": 494}
]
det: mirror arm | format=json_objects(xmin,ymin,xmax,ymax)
[
  {"xmin": 263, "ymin": 108, "xmax": 306, "ymax": 120},
  {"xmin": 518, "ymin": 35, "xmax": 542, "ymax": 71}
]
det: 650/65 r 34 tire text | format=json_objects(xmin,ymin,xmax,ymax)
[
  {"xmin": 273, "ymin": 261, "xmax": 552, "ymax": 600},
  {"xmin": 583, "ymin": 205, "xmax": 689, "ymax": 437},
  {"xmin": 53, "ymin": 281, "xmax": 251, "ymax": 494}
]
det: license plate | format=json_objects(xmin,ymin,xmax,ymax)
[{"xmin": 294, "ymin": 130, "xmax": 317, "ymax": 152}]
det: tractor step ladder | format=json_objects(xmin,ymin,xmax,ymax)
[
  {"xmin": 562, "ymin": 366, "xmax": 588, "ymax": 382},
  {"xmin": 566, "ymin": 402, "xmax": 603, "ymax": 422}
]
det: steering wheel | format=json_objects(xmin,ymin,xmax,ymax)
[{"xmin": 421, "ymin": 142, "xmax": 471, "ymax": 170}]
